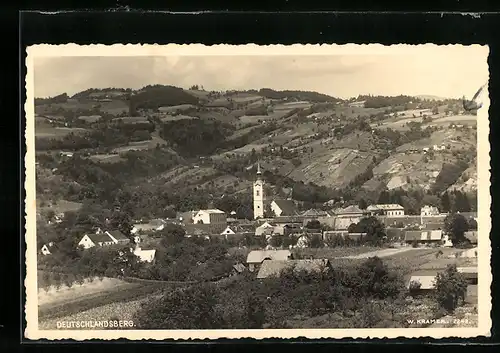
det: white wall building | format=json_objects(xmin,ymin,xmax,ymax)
[
  {"xmin": 367, "ymin": 204, "xmax": 405, "ymax": 217},
  {"xmin": 421, "ymin": 205, "xmax": 440, "ymax": 217},
  {"xmin": 253, "ymin": 163, "xmax": 264, "ymax": 219}
]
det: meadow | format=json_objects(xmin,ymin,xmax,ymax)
[{"xmin": 35, "ymin": 126, "xmax": 89, "ymax": 140}]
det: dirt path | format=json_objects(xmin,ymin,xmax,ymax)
[{"xmin": 338, "ymin": 247, "xmax": 418, "ymax": 259}]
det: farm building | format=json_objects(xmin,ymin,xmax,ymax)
[
  {"xmin": 404, "ymin": 230, "xmax": 443, "ymax": 245},
  {"xmin": 333, "ymin": 205, "xmax": 365, "ymax": 230},
  {"xmin": 367, "ymin": 204, "xmax": 405, "ymax": 217},
  {"xmin": 420, "ymin": 205, "xmax": 440, "ymax": 217},
  {"xmin": 271, "ymin": 199, "xmax": 299, "ymax": 217},
  {"xmin": 256, "ymin": 259, "xmax": 332, "ymax": 279},
  {"xmin": 246, "ymin": 249, "xmax": 293, "ymax": 272}
]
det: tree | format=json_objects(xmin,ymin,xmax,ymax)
[
  {"xmin": 440, "ymin": 192, "xmax": 451, "ymax": 213},
  {"xmin": 305, "ymin": 220, "xmax": 321, "ymax": 230},
  {"xmin": 434, "ymin": 265, "xmax": 468, "ymax": 312},
  {"xmin": 444, "ymin": 213, "xmax": 470, "ymax": 246},
  {"xmin": 356, "ymin": 216, "xmax": 387, "ymax": 246},
  {"xmin": 269, "ymin": 234, "xmax": 283, "ymax": 248},
  {"xmin": 468, "ymin": 218, "xmax": 478, "ymax": 230},
  {"xmin": 347, "ymin": 223, "xmax": 358, "ymax": 233},
  {"xmin": 133, "ymin": 283, "xmax": 224, "ymax": 329},
  {"xmin": 246, "ymin": 294, "xmax": 266, "ymax": 329},
  {"xmin": 358, "ymin": 198, "xmax": 368, "ymax": 210}
]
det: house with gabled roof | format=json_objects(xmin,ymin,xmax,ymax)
[
  {"xmin": 246, "ymin": 249, "xmax": 293, "ymax": 272},
  {"xmin": 40, "ymin": 242, "xmax": 58, "ymax": 256},
  {"xmin": 77, "ymin": 229, "xmax": 130, "ymax": 249},
  {"xmin": 334, "ymin": 205, "xmax": 365, "ymax": 230},
  {"xmin": 367, "ymin": 204, "xmax": 405, "ymax": 217}
]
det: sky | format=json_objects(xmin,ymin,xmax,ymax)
[{"xmin": 33, "ymin": 46, "xmax": 489, "ymax": 100}]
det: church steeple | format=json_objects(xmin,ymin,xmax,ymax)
[{"xmin": 253, "ymin": 161, "xmax": 264, "ymax": 219}]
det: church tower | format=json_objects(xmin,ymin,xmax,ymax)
[{"xmin": 253, "ymin": 162, "xmax": 264, "ymax": 219}]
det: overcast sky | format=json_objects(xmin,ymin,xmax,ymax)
[{"xmin": 33, "ymin": 47, "xmax": 489, "ymax": 100}]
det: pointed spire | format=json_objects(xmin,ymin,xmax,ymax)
[{"xmin": 256, "ymin": 161, "xmax": 262, "ymax": 175}]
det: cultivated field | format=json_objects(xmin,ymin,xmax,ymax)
[
  {"xmin": 425, "ymin": 114, "xmax": 477, "ymax": 126},
  {"xmin": 35, "ymin": 127, "xmax": 88, "ymax": 140}
]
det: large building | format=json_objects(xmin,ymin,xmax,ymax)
[
  {"xmin": 253, "ymin": 163, "xmax": 265, "ymax": 219},
  {"xmin": 192, "ymin": 209, "xmax": 227, "ymax": 231},
  {"xmin": 367, "ymin": 204, "xmax": 405, "ymax": 217}
]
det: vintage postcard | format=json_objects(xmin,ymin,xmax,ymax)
[{"xmin": 24, "ymin": 44, "xmax": 491, "ymax": 340}]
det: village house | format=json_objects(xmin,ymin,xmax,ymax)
[
  {"xmin": 367, "ymin": 204, "xmax": 405, "ymax": 217},
  {"xmin": 77, "ymin": 229, "xmax": 130, "ymax": 250},
  {"xmin": 256, "ymin": 259, "xmax": 332, "ymax": 279},
  {"xmin": 255, "ymin": 221, "xmax": 277, "ymax": 236},
  {"xmin": 404, "ymin": 230, "xmax": 443, "ymax": 245},
  {"xmin": 192, "ymin": 209, "xmax": 227, "ymax": 233},
  {"xmin": 246, "ymin": 249, "xmax": 293, "ymax": 272},
  {"xmin": 40, "ymin": 242, "xmax": 57, "ymax": 256},
  {"xmin": 220, "ymin": 226, "xmax": 236, "ymax": 236},
  {"xmin": 132, "ymin": 246, "xmax": 156, "ymax": 263},
  {"xmin": 333, "ymin": 205, "xmax": 365, "ymax": 230},
  {"xmin": 270, "ymin": 199, "xmax": 299, "ymax": 217},
  {"xmin": 420, "ymin": 205, "xmax": 440, "ymax": 217},
  {"xmin": 183, "ymin": 223, "xmax": 213, "ymax": 238}
]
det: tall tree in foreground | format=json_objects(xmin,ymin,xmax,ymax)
[{"xmin": 434, "ymin": 264, "xmax": 468, "ymax": 313}]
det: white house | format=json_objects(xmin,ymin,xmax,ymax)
[
  {"xmin": 193, "ymin": 209, "xmax": 226, "ymax": 225},
  {"xmin": 78, "ymin": 233, "xmax": 115, "ymax": 249},
  {"xmin": 421, "ymin": 205, "xmax": 440, "ymax": 217},
  {"xmin": 133, "ymin": 247, "xmax": 156, "ymax": 263},
  {"xmin": 255, "ymin": 221, "xmax": 276, "ymax": 236},
  {"xmin": 367, "ymin": 204, "xmax": 405, "ymax": 217},
  {"xmin": 40, "ymin": 242, "xmax": 56, "ymax": 255},
  {"xmin": 334, "ymin": 205, "xmax": 365, "ymax": 230},
  {"xmin": 78, "ymin": 229, "xmax": 129, "ymax": 249}
]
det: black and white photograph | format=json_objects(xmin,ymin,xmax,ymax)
[{"xmin": 24, "ymin": 44, "xmax": 491, "ymax": 340}]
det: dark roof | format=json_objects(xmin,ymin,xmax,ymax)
[
  {"xmin": 107, "ymin": 230, "xmax": 129, "ymax": 241},
  {"xmin": 422, "ymin": 223, "xmax": 444, "ymax": 230},
  {"xmin": 405, "ymin": 231, "xmax": 422, "ymax": 241},
  {"xmin": 87, "ymin": 233, "xmax": 114, "ymax": 244},
  {"xmin": 272, "ymin": 200, "xmax": 298, "ymax": 216},
  {"xmin": 184, "ymin": 223, "xmax": 214, "ymax": 235}
]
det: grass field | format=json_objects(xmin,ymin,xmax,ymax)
[
  {"xmin": 158, "ymin": 104, "xmax": 197, "ymax": 113},
  {"xmin": 89, "ymin": 154, "xmax": 125, "ymax": 164},
  {"xmin": 160, "ymin": 114, "xmax": 198, "ymax": 122}
]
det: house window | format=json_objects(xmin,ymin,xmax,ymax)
[{"xmin": 257, "ymin": 206, "xmax": 260, "ymax": 208}]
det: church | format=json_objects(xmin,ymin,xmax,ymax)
[{"xmin": 252, "ymin": 163, "xmax": 298, "ymax": 220}]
